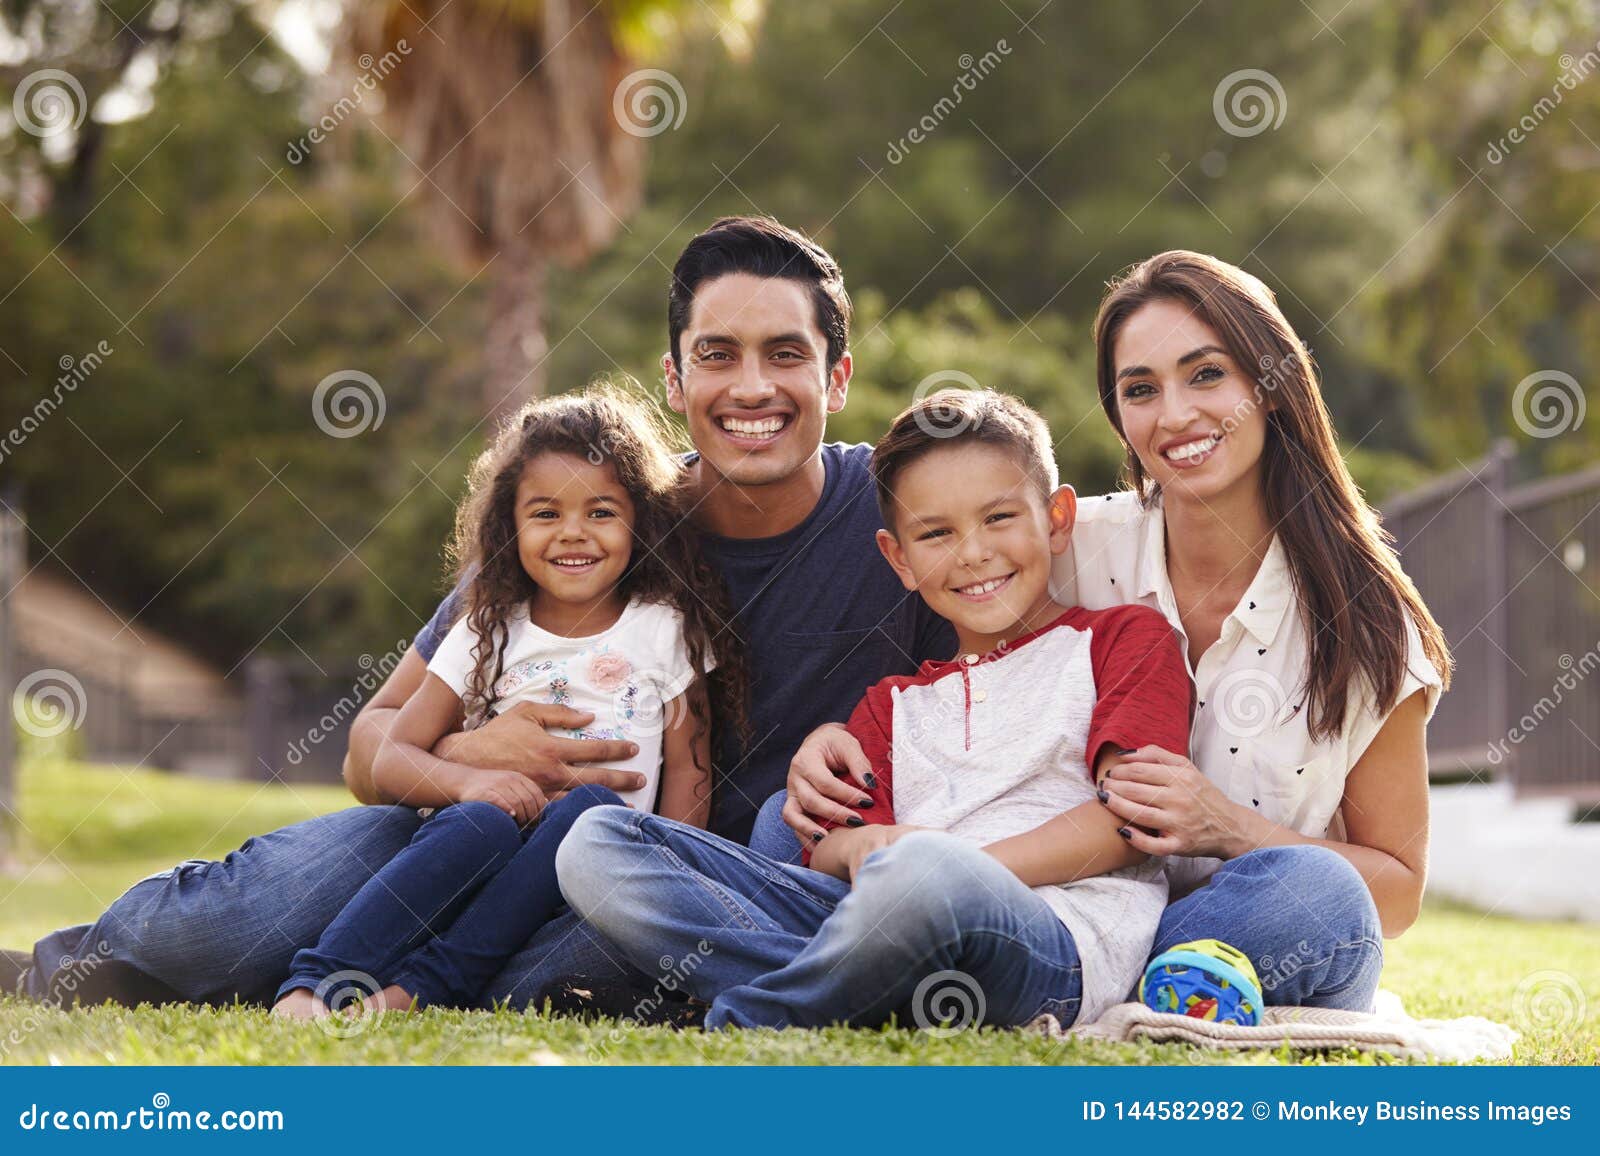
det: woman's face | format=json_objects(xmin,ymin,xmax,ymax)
[{"xmin": 1110, "ymin": 298, "xmax": 1269, "ymax": 508}]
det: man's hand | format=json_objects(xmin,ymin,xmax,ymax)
[
  {"xmin": 456, "ymin": 769, "xmax": 548, "ymax": 826},
  {"xmin": 782, "ymin": 722, "xmax": 877, "ymax": 844},
  {"xmin": 435, "ymin": 702, "xmax": 646, "ymax": 798}
]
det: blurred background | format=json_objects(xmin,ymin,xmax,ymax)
[{"xmin": 1, "ymin": 1, "xmax": 1598, "ymax": 921}]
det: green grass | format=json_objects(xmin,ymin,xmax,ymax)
[{"xmin": 2, "ymin": 759, "xmax": 1597, "ymax": 1065}]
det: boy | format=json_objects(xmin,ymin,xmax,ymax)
[{"xmin": 558, "ymin": 389, "xmax": 1193, "ymax": 1029}]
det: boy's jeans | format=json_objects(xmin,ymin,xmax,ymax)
[
  {"xmin": 558, "ymin": 809, "xmax": 1087, "ymax": 1030},
  {"xmin": 744, "ymin": 789, "xmax": 1385, "ymax": 1012},
  {"xmin": 25, "ymin": 803, "xmax": 643, "ymax": 1008}
]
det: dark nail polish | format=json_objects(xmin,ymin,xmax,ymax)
[
  {"xmin": 846, "ymin": 817, "xmax": 865, "ymax": 828},
  {"xmin": 1115, "ymin": 747, "xmax": 1136, "ymax": 756},
  {"xmin": 811, "ymin": 831, "xmax": 824, "ymax": 842},
  {"xmin": 1096, "ymin": 789, "xmax": 1109, "ymax": 804},
  {"xmin": 1117, "ymin": 827, "xmax": 1131, "ymax": 839},
  {"xmin": 858, "ymin": 797, "xmax": 873, "ymax": 808},
  {"xmin": 863, "ymin": 773, "xmax": 879, "ymax": 790}
]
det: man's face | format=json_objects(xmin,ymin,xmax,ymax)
[{"xmin": 664, "ymin": 273, "xmax": 850, "ymax": 488}]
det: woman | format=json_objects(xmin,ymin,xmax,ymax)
[{"xmin": 771, "ymin": 249, "xmax": 1450, "ymax": 1012}]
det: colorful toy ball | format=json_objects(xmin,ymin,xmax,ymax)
[{"xmin": 1138, "ymin": 938, "xmax": 1264, "ymax": 1027}]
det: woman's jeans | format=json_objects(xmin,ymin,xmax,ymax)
[
  {"xmin": 278, "ymin": 785, "xmax": 624, "ymax": 1008},
  {"xmin": 572, "ymin": 787, "xmax": 1388, "ymax": 1024},
  {"xmin": 558, "ymin": 809, "xmax": 1086, "ymax": 1030}
]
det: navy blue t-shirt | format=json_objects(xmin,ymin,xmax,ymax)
[{"xmin": 411, "ymin": 442, "xmax": 956, "ymax": 844}]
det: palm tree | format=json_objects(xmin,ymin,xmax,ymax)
[{"xmin": 350, "ymin": 0, "xmax": 757, "ymax": 422}]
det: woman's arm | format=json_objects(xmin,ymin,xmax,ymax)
[
  {"xmin": 372, "ymin": 674, "xmax": 546, "ymax": 824},
  {"xmin": 1103, "ymin": 690, "xmax": 1431, "ymax": 937},
  {"xmin": 656, "ymin": 682, "xmax": 711, "ymax": 827}
]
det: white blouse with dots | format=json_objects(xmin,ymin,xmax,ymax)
[{"xmin": 1051, "ymin": 490, "xmax": 1443, "ymax": 898}]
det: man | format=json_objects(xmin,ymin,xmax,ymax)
[{"xmin": 7, "ymin": 216, "xmax": 955, "ymax": 1010}]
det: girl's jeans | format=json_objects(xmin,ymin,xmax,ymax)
[{"xmin": 278, "ymin": 785, "xmax": 624, "ymax": 1007}]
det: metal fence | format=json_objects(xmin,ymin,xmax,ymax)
[{"xmin": 1385, "ymin": 443, "xmax": 1600, "ymax": 801}]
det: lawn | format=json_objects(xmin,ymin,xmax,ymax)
[{"xmin": 1, "ymin": 759, "xmax": 1596, "ymax": 1065}]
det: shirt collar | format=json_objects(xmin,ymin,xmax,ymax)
[{"xmin": 1138, "ymin": 500, "xmax": 1294, "ymax": 648}]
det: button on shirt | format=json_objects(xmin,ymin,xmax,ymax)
[{"xmin": 1052, "ymin": 491, "xmax": 1443, "ymax": 898}]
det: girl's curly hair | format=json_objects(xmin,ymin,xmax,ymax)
[{"xmin": 446, "ymin": 383, "xmax": 749, "ymax": 786}]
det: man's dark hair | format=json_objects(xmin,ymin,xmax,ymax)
[
  {"xmin": 668, "ymin": 216, "xmax": 852, "ymax": 372},
  {"xmin": 871, "ymin": 389, "xmax": 1060, "ymax": 531}
]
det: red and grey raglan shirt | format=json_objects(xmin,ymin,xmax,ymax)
[{"xmin": 811, "ymin": 604, "xmax": 1194, "ymax": 1023}]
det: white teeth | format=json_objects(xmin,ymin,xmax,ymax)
[
  {"xmin": 551, "ymin": 558, "xmax": 597, "ymax": 568},
  {"xmin": 1165, "ymin": 436, "xmax": 1219, "ymax": 462},
  {"xmin": 957, "ymin": 576, "xmax": 1008, "ymax": 596},
  {"xmin": 720, "ymin": 416, "xmax": 786, "ymax": 436}
]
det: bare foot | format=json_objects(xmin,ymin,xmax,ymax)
[
  {"xmin": 271, "ymin": 989, "xmax": 330, "ymax": 1021},
  {"xmin": 357, "ymin": 984, "xmax": 418, "ymax": 1016}
]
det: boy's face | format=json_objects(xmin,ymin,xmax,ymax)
[
  {"xmin": 876, "ymin": 442, "xmax": 1076, "ymax": 655},
  {"xmin": 664, "ymin": 273, "xmax": 850, "ymax": 489}
]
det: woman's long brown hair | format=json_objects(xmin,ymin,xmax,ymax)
[
  {"xmin": 447, "ymin": 383, "xmax": 749, "ymax": 784},
  {"xmin": 1092, "ymin": 251, "xmax": 1451, "ymax": 740}
]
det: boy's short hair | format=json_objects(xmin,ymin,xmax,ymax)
[
  {"xmin": 668, "ymin": 216, "xmax": 852, "ymax": 372},
  {"xmin": 872, "ymin": 389, "xmax": 1060, "ymax": 530}
]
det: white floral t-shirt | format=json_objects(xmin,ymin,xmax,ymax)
[{"xmin": 427, "ymin": 598, "xmax": 700, "ymax": 811}]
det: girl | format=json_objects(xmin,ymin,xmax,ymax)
[
  {"xmin": 273, "ymin": 386, "xmax": 746, "ymax": 1019},
  {"xmin": 779, "ymin": 250, "xmax": 1451, "ymax": 1013}
]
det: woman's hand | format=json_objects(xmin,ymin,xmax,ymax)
[
  {"xmin": 456, "ymin": 769, "xmax": 548, "ymax": 826},
  {"xmin": 782, "ymin": 722, "xmax": 876, "ymax": 844},
  {"xmin": 1100, "ymin": 745, "xmax": 1258, "ymax": 859}
]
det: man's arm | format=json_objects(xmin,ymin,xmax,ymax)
[{"xmin": 343, "ymin": 648, "xmax": 427, "ymax": 804}]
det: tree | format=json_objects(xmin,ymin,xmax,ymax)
[{"xmin": 349, "ymin": 0, "xmax": 758, "ymax": 422}]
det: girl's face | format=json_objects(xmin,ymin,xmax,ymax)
[
  {"xmin": 515, "ymin": 453, "xmax": 637, "ymax": 612},
  {"xmin": 1111, "ymin": 299, "xmax": 1270, "ymax": 508}
]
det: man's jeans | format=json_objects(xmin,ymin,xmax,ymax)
[
  {"xmin": 25, "ymin": 804, "xmax": 646, "ymax": 1008},
  {"xmin": 558, "ymin": 809, "xmax": 1086, "ymax": 1030}
]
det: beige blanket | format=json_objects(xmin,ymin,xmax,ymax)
[{"xmin": 1034, "ymin": 992, "xmax": 1518, "ymax": 1063}]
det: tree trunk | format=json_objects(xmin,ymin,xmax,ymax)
[{"xmin": 482, "ymin": 240, "xmax": 549, "ymax": 425}]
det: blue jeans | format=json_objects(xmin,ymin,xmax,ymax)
[
  {"xmin": 744, "ymin": 789, "xmax": 1383, "ymax": 1012},
  {"xmin": 279, "ymin": 786, "xmax": 623, "ymax": 1007},
  {"xmin": 26, "ymin": 803, "xmax": 645, "ymax": 1008},
  {"xmin": 557, "ymin": 808, "xmax": 1085, "ymax": 1030}
]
